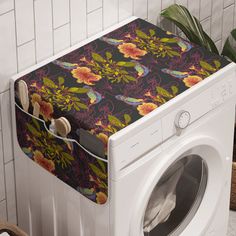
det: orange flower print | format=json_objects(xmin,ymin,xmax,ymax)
[
  {"xmin": 71, "ymin": 67, "xmax": 101, "ymax": 85},
  {"xmin": 39, "ymin": 101, "xmax": 54, "ymax": 121},
  {"xmin": 31, "ymin": 93, "xmax": 41, "ymax": 104},
  {"xmin": 137, "ymin": 103, "xmax": 157, "ymax": 116},
  {"xmin": 31, "ymin": 93, "xmax": 53, "ymax": 121},
  {"xmin": 96, "ymin": 192, "xmax": 107, "ymax": 204},
  {"xmin": 183, "ymin": 75, "xmax": 203, "ymax": 88},
  {"xmin": 118, "ymin": 43, "xmax": 147, "ymax": 60},
  {"xmin": 33, "ymin": 150, "xmax": 55, "ymax": 173}
]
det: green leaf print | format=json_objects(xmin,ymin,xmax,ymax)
[
  {"xmin": 92, "ymin": 53, "xmax": 106, "ymax": 62},
  {"xmin": 116, "ymin": 61, "xmax": 136, "ymax": 67},
  {"xmin": 149, "ymin": 29, "xmax": 156, "ymax": 37},
  {"xmin": 106, "ymin": 52, "xmax": 112, "ymax": 60},
  {"xmin": 108, "ymin": 115, "xmax": 125, "ymax": 128},
  {"xmin": 89, "ymin": 163, "xmax": 107, "ymax": 179},
  {"xmin": 68, "ymin": 87, "xmax": 88, "ymax": 93},
  {"xmin": 26, "ymin": 123, "xmax": 42, "ymax": 137},
  {"xmin": 124, "ymin": 114, "xmax": 131, "ymax": 125},
  {"xmin": 199, "ymin": 60, "xmax": 216, "ymax": 72},
  {"xmin": 171, "ymin": 86, "xmax": 179, "ymax": 95},
  {"xmin": 156, "ymin": 86, "xmax": 173, "ymax": 98},
  {"xmin": 136, "ymin": 30, "xmax": 149, "ymax": 39},
  {"xmin": 43, "ymin": 77, "xmax": 57, "ymax": 88}
]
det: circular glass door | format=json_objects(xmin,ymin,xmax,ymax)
[{"xmin": 143, "ymin": 155, "xmax": 208, "ymax": 236}]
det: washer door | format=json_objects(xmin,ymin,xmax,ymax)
[
  {"xmin": 130, "ymin": 136, "xmax": 227, "ymax": 236},
  {"xmin": 143, "ymin": 154, "xmax": 207, "ymax": 235}
]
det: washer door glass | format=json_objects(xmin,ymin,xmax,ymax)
[{"xmin": 143, "ymin": 155, "xmax": 208, "ymax": 236}]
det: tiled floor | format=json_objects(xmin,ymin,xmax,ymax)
[{"xmin": 228, "ymin": 211, "xmax": 236, "ymax": 236}]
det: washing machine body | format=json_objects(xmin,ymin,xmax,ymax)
[{"xmin": 108, "ymin": 63, "xmax": 236, "ymax": 236}]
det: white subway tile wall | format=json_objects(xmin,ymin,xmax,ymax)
[{"xmin": 0, "ymin": 0, "xmax": 235, "ymax": 224}]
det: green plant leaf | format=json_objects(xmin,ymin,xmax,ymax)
[
  {"xmin": 222, "ymin": 29, "xmax": 236, "ymax": 62},
  {"xmin": 124, "ymin": 114, "xmax": 131, "ymax": 124},
  {"xmin": 26, "ymin": 123, "xmax": 42, "ymax": 137},
  {"xmin": 58, "ymin": 76, "xmax": 64, "ymax": 86},
  {"xmin": 161, "ymin": 4, "xmax": 219, "ymax": 54},
  {"xmin": 136, "ymin": 30, "xmax": 149, "ymax": 39},
  {"xmin": 68, "ymin": 87, "xmax": 88, "ymax": 93},
  {"xmin": 116, "ymin": 61, "xmax": 135, "ymax": 67},
  {"xmin": 199, "ymin": 60, "xmax": 216, "ymax": 72},
  {"xmin": 43, "ymin": 77, "xmax": 57, "ymax": 88},
  {"xmin": 156, "ymin": 86, "xmax": 173, "ymax": 98},
  {"xmin": 92, "ymin": 53, "xmax": 105, "ymax": 62},
  {"xmin": 108, "ymin": 115, "xmax": 124, "ymax": 128},
  {"xmin": 89, "ymin": 163, "xmax": 107, "ymax": 179},
  {"xmin": 106, "ymin": 52, "xmax": 112, "ymax": 60}
]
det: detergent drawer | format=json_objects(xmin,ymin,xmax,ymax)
[{"xmin": 109, "ymin": 118, "xmax": 162, "ymax": 175}]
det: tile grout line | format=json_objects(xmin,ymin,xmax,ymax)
[
  {"xmin": 69, "ymin": 0, "xmax": 72, "ymax": 46},
  {"xmin": 32, "ymin": 0, "xmax": 37, "ymax": 64},
  {"xmin": 102, "ymin": 0, "xmax": 104, "ymax": 30},
  {"xmin": 17, "ymin": 38, "xmax": 35, "ymax": 48},
  {"xmin": 86, "ymin": 0, "xmax": 89, "ymax": 37},
  {"xmin": 13, "ymin": 0, "xmax": 19, "ymax": 73},
  {"xmin": 51, "ymin": 0, "xmax": 55, "ymax": 55},
  {"xmin": 0, "ymin": 93, "xmax": 8, "ymax": 221},
  {"xmin": 54, "ymin": 21, "xmax": 70, "ymax": 31},
  {"xmin": 0, "ymin": 9, "xmax": 14, "ymax": 17},
  {"xmin": 118, "ymin": 0, "xmax": 120, "ymax": 22},
  {"xmin": 87, "ymin": 6, "xmax": 103, "ymax": 15}
]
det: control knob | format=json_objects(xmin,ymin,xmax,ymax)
[{"xmin": 175, "ymin": 110, "xmax": 191, "ymax": 130}]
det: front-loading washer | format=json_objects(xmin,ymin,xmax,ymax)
[
  {"xmin": 110, "ymin": 100, "xmax": 235, "ymax": 236},
  {"xmin": 11, "ymin": 16, "xmax": 236, "ymax": 236}
]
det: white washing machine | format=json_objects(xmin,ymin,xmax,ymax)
[
  {"xmin": 11, "ymin": 17, "xmax": 236, "ymax": 236},
  {"xmin": 109, "ymin": 73, "xmax": 236, "ymax": 236}
]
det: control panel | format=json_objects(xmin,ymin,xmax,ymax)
[
  {"xmin": 211, "ymin": 78, "xmax": 234, "ymax": 109},
  {"xmin": 110, "ymin": 66, "xmax": 236, "ymax": 179}
]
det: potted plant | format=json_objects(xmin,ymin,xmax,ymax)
[
  {"xmin": 161, "ymin": 4, "xmax": 236, "ymax": 62},
  {"xmin": 161, "ymin": 4, "xmax": 236, "ymax": 211}
]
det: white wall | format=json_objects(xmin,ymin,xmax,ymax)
[{"xmin": 0, "ymin": 0, "xmax": 235, "ymax": 225}]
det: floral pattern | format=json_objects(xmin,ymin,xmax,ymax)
[
  {"xmin": 71, "ymin": 66, "xmax": 102, "ymax": 85},
  {"xmin": 16, "ymin": 106, "xmax": 108, "ymax": 204},
  {"xmin": 14, "ymin": 18, "xmax": 229, "ymax": 204},
  {"xmin": 118, "ymin": 43, "xmax": 147, "ymax": 59}
]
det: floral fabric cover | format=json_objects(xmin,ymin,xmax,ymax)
[{"xmin": 14, "ymin": 18, "xmax": 229, "ymax": 204}]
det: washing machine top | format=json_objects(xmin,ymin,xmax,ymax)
[{"xmin": 14, "ymin": 18, "xmax": 229, "ymax": 158}]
